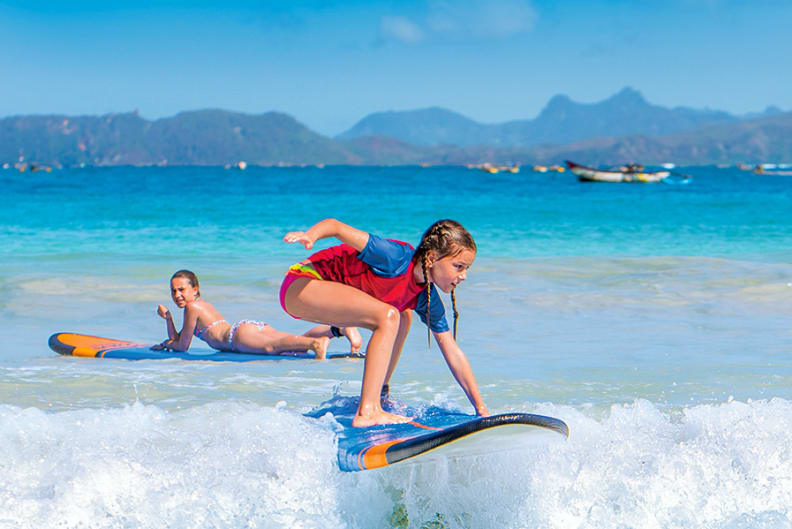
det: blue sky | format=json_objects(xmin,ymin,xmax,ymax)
[{"xmin": 1, "ymin": 0, "xmax": 790, "ymax": 135}]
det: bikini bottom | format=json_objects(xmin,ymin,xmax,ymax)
[{"xmin": 228, "ymin": 320, "xmax": 268, "ymax": 350}]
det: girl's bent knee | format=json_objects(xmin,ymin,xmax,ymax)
[{"xmin": 374, "ymin": 307, "xmax": 400, "ymax": 333}]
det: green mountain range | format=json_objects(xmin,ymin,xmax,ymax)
[
  {"xmin": 1, "ymin": 110, "xmax": 360, "ymax": 167},
  {"xmin": 336, "ymin": 87, "xmax": 752, "ymax": 147},
  {"xmin": 1, "ymin": 89, "xmax": 789, "ymax": 167}
]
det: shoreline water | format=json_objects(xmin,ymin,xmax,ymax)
[{"xmin": 2, "ymin": 165, "xmax": 792, "ymax": 527}]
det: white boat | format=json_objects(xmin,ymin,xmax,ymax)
[
  {"xmin": 565, "ymin": 160, "xmax": 671, "ymax": 183},
  {"xmin": 753, "ymin": 164, "xmax": 792, "ymax": 176}
]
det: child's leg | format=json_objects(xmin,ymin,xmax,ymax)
[
  {"xmin": 302, "ymin": 325, "xmax": 363, "ymax": 353},
  {"xmin": 340, "ymin": 327, "xmax": 362, "ymax": 352},
  {"xmin": 284, "ymin": 277, "xmax": 410, "ymax": 427},
  {"xmin": 301, "ymin": 325, "xmax": 332, "ymax": 338},
  {"xmin": 232, "ymin": 324, "xmax": 330, "ymax": 359},
  {"xmin": 383, "ymin": 310, "xmax": 413, "ymax": 388}
]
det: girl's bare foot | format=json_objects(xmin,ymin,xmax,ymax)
[
  {"xmin": 342, "ymin": 327, "xmax": 362, "ymax": 353},
  {"xmin": 311, "ymin": 337, "xmax": 330, "ymax": 360},
  {"xmin": 352, "ymin": 405, "xmax": 412, "ymax": 427}
]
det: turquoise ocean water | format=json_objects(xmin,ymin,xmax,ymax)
[{"xmin": 2, "ymin": 165, "xmax": 792, "ymax": 528}]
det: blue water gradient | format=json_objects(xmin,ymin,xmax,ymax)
[
  {"xmin": 2, "ymin": 165, "xmax": 792, "ymax": 527},
  {"xmin": 3, "ymin": 165, "xmax": 792, "ymax": 258}
]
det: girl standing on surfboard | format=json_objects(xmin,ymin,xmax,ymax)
[
  {"xmin": 282, "ymin": 218, "xmax": 490, "ymax": 427},
  {"xmin": 153, "ymin": 270, "xmax": 361, "ymax": 358}
]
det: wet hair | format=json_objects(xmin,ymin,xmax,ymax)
[
  {"xmin": 171, "ymin": 269, "xmax": 200, "ymax": 298},
  {"xmin": 414, "ymin": 219, "xmax": 476, "ymax": 345}
]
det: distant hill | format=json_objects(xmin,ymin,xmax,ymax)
[
  {"xmin": 419, "ymin": 111, "xmax": 792, "ymax": 166},
  {"xmin": 0, "ymin": 110, "xmax": 359, "ymax": 166},
  {"xmin": 338, "ymin": 135, "xmax": 438, "ymax": 166},
  {"xmin": 335, "ymin": 107, "xmax": 493, "ymax": 147},
  {"xmin": 337, "ymin": 88, "xmax": 744, "ymax": 147},
  {"xmin": 542, "ymin": 110, "xmax": 792, "ymax": 166},
  {"xmin": 2, "ymin": 100, "xmax": 790, "ymax": 168}
]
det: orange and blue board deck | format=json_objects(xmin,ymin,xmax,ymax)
[
  {"xmin": 306, "ymin": 398, "xmax": 569, "ymax": 472},
  {"xmin": 48, "ymin": 332, "xmax": 364, "ymax": 362}
]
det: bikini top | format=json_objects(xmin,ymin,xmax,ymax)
[{"xmin": 193, "ymin": 319, "xmax": 228, "ymax": 341}]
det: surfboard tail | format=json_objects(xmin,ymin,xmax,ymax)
[{"xmin": 48, "ymin": 332, "xmax": 144, "ymax": 358}]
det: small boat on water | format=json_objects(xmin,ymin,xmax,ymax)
[
  {"xmin": 532, "ymin": 165, "xmax": 565, "ymax": 173},
  {"xmin": 565, "ymin": 160, "xmax": 671, "ymax": 183},
  {"xmin": 753, "ymin": 164, "xmax": 792, "ymax": 176},
  {"xmin": 474, "ymin": 163, "xmax": 520, "ymax": 174}
]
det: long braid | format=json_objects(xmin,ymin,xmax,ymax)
[
  {"xmin": 422, "ymin": 252, "xmax": 431, "ymax": 349},
  {"xmin": 451, "ymin": 289, "xmax": 458, "ymax": 340}
]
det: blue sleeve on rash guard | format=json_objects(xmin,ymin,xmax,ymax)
[
  {"xmin": 415, "ymin": 286, "xmax": 450, "ymax": 333},
  {"xmin": 357, "ymin": 233, "xmax": 414, "ymax": 277}
]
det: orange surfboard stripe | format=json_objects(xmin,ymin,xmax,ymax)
[
  {"xmin": 355, "ymin": 421, "xmax": 442, "ymax": 469},
  {"xmin": 55, "ymin": 333, "xmax": 142, "ymax": 357},
  {"xmin": 58, "ymin": 333, "xmax": 135, "ymax": 349},
  {"xmin": 359, "ymin": 440, "xmax": 401, "ymax": 470},
  {"xmin": 71, "ymin": 346, "xmax": 100, "ymax": 357}
]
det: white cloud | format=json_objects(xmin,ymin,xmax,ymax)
[
  {"xmin": 380, "ymin": 15, "xmax": 424, "ymax": 43},
  {"xmin": 376, "ymin": 0, "xmax": 536, "ymax": 47},
  {"xmin": 427, "ymin": 0, "xmax": 537, "ymax": 39}
]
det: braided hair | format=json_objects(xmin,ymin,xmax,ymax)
[
  {"xmin": 171, "ymin": 269, "xmax": 201, "ymax": 298},
  {"xmin": 414, "ymin": 220, "xmax": 476, "ymax": 347}
]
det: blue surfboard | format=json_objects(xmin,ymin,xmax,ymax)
[
  {"xmin": 307, "ymin": 397, "xmax": 569, "ymax": 472},
  {"xmin": 48, "ymin": 332, "xmax": 364, "ymax": 362}
]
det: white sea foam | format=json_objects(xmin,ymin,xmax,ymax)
[
  {"xmin": 0, "ymin": 401, "xmax": 344, "ymax": 529},
  {"xmin": 2, "ymin": 399, "xmax": 791, "ymax": 528}
]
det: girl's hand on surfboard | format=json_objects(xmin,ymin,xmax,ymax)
[
  {"xmin": 283, "ymin": 231, "xmax": 314, "ymax": 249},
  {"xmin": 156, "ymin": 304, "xmax": 170, "ymax": 319}
]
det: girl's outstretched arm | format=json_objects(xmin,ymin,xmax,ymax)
[
  {"xmin": 433, "ymin": 331, "xmax": 490, "ymax": 416},
  {"xmin": 153, "ymin": 304, "xmax": 199, "ymax": 351},
  {"xmin": 157, "ymin": 304, "xmax": 178, "ymax": 340},
  {"xmin": 152, "ymin": 304, "xmax": 179, "ymax": 350},
  {"xmin": 284, "ymin": 218, "xmax": 369, "ymax": 252}
]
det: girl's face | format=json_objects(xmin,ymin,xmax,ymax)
[
  {"xmin": 170, "ymin": 277, "xmax": 198, "ymax": 308},
  {"xmin": 428, "ymin": 248, "xmax": 476, "ymax": 293}
]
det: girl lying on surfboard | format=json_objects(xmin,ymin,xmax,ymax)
[
  {"xmin": 282, "ymin": 218, "xmax": 490, "ymax": 427},
  {"xmin": 153, "ymin": 269, "xmax": 361, "ymax": 359}
]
